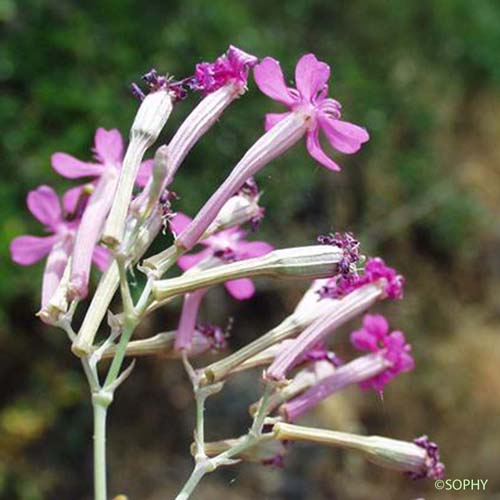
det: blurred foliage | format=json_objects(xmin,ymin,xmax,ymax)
[{"xmin": 1, "ymin": 0, "xmax": 500, "ymax": 498}]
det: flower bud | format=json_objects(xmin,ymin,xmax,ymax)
[
  {"xmin": 102, "ymin": 91, "xmax": 173, "ymax": 247},
  {"xmin": 152, "ymin": 245, "xmax": 345, "ymax": 301},
  {"xmin": 273, "ymin": 423, "xmax": 444, "ymax": 479},
  {"xmin": 203, "ymin": 185, "xmax": 263, "ymax": 237},
  {"xmin": 130, "ymin": 145, "xmax": 170, "ymax": 220}
]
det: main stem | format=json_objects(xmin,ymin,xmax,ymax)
[{"xmin": 93, "ymin": 400, "xmax": 109, "ymax": 500}]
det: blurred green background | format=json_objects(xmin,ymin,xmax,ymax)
[{"xmin": 1, "ymin": 0, "xmax": 500, "ymax": 498}]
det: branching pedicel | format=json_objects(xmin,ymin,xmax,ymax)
[{"xmin": 10, "ymin": 47, "xmax": 444, "ymax": 499}]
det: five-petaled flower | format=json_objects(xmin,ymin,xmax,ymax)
[
  {"xmin": 9, "ymin": 185, "xmax": 109, "ymax": 308},
  {"xmin": 254, "ymin": 53, "xmax": 369, "ymax": 171},
  {"xmin": 170, "ymin": 212, "xmax": 273, "ymax": 300},
  {"xmin": 351, "ymin": 314, "xmax": 415, "ymax": 393}
]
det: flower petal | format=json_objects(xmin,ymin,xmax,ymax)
[
  {"xmin": 319, "ymin": 116, "xmax": 369, "ymax": 154},
  {"xmin": 135, "ymin": 159, "xmax": 154, "ymax": 188},
  {"xmin": 225, "ymin": 278, "xmax": 255, "ymax": 300},
  {"xmin": 305, "ymin": 128, "xmax": 342, "ymax": 171},
  {"xmin": 51, "ymin": 153, "xmax": 104, "ymax": 179},
  {"xmin": 350, "ymin": 327, "xmax": 378, "ymax": 352},
  {"xmin": 92, "ymin": 245, "xmax": 111, "ymax": 272},
  {"xmin": 264, "ymin": 112, "xmax": 291, "ymax": 132},
  {"xmin": 10, "ymin": 235, "xmax": 57, "ymax": 265},
  {"xmin": 295, "ymin": 53, "xmax": 330, "ymax": 101},
  {"xmin": 178, "ymin": 249, "xmax": 211, "ymax": 271},
  {"xmin": 170, "ymin": 212, "xmax": 193, "ymax": 236},
  {"xmin": 93, "ymin": 128, "xmax": 123, "ymax": 164},
  {"xmin": 62, "ymin": 185, "xmax": 85, "ymax": 215},
  {"xmin": 363, "ymin": 314, "xmax": 389, "ymax": 339},
  {"xmin": 235, "ymin": 240, "xmax": 274, "ymax": 259},
  {"xmin": 27, "ymin": 185, "xmax": 62, "ymax": 230},
  {"xmin": 253, "ymin": 57, "xmax": 297, "ymax": 107}
]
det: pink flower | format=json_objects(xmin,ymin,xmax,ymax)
[
  {"xmin": 51, "ymin": 128, "xmax": 152, "ymax": 298},
  {"xmin": 351, "ymin": 314, "xmax": 415, "ymax": 393},
  {"xmin": 170, "ymin": 212, "xmax": 274, "ymax": 300},
  {"xmin": 253, "ymin": 54, "xmax": 369, "ymax": 171},
  {"xmin": 190, "ymin": 45, "xmax": 258, "ymax": 96},
  {"xmin": 172, "ymin": 212, "xmax": 272, "ymax": 351},
  {"xmin": 9, "ymin": 185, "xmax": 108, "ymax": 308}
]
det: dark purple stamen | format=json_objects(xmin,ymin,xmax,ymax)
[
  {"xmin": 318, "ymin": 231, "xmax": 360, "ymax": 284},
  {"xmin": 213, "ymin": 247, "xmax": 238, "ymax": 262},
  {"xmin": 130, "ymin": 83, "xmax": 146, "ymax": 101},
  {"xmin": 142, "ymin": 68, "xmax": 160, "ymax": 86},
  {"xmin": 65, "ymin": 188, "xmax": 92, "ymax": 221},
  {"xmin": 407, "ymin": 435, "xmax": 445, "ymax": 480},
  {"xmin": 132, "ymin": 68, "xmax": 192, "ymax": 103},
  {"xmin": 304, "ymin": 349, "xmax": 343, "ymax": 367},
  {"xmin": 238, "ymin": 177, "xmax": 260, "ymax": 198},
  {"xmin": 261, "ymin": 455, "xmax": 285, "ymax": 468},
  {"xmin": 196, "ymin": 322, "xmax": 229, "ymax": 351}
]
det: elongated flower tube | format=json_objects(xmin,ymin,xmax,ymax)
[
  {"xmin": 281, "ymin": 351, "xmax": 407, "ymax": 422},
  {"xmin": 103, "ymin": 85, "xmax": 174, "ymax": 247},
  {"xmin": 201, "ymin": 279, "xmax": 340, "ymax": 384},
  {"xmin": 69, "ymin": 169, "xmax": 118, "ymax": 299},
  {"xmin": 173, "ymin": 212, "xmax": 274, "ymax": 298},
  {"xmin": 273, "ymin": 423, "xmax": 444, "ymax": 479},
  {"xmin": 266, "ymin": 258, "xmax": 404, "ymax": 380},
  {"xmin": 152, "ymin": 245, "xmax": 346, "ymax": 301},
  {"xmin": 174, "ymin": 112, "xmax": 307, "ymax": 251},
  {"xmin": 102, "ymin": 324, "xmax": 227, "ymax": 360}
]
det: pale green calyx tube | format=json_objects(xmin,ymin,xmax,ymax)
[{"xmin": 152, "ymin": 245, "xmax": 345, "ymax": 301}]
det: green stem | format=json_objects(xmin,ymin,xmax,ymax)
[
  {"xmin": 174, "ymin": 463, "xmax": 209, "ymax": 500},
  {"xmin": 93, "ymin": 399, "xmax": 109, "ymax": 500},
  {"xmin": 194, "ymin": 392, "xmax": 206, "ymax": 459},
  {"xmin": 104, "ymin": 320, "xmax": 136, "ymax": 387}
]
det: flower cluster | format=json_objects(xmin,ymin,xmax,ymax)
[{"xmin": 10, "ymin": 46, "xmax": 444, "ymax": 499}]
